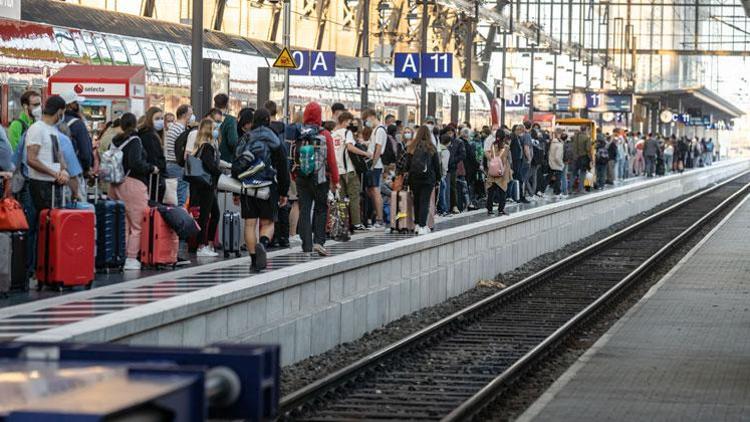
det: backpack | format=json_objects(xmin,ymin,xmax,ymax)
[
  {"xmin": 174, "ymin": 127, "xmax": 193, "ymax": 167},
  {"xmin": 409, "ymin": 149, "xmax": 433, "ymax": 183},
  {"xmin": 379, "ymin": 127, "xmax": 402, "ymax": 166},
  {"xmin": 343, "ymin": 133, "xmax": 370, "ymax": 175},
  {"xmin": 488, "ymin": 147, "xmax": 505, "ymax": 178},
  {"xmin": 293, "ymin": 125, "xmax": 328, "ymax": 183},
  {"xmin": 100, "ymin": 135, "xmax": 138, "ymax": 185},
  {"xmin": 595, "ymin": 146, "xmax": 609, "ymax": 165},
  {"xmin": 563, "ymin": 141, "xmax": 574, "ymax": 163},
  {"xmin": 231, "ymin": 131, "xmax": 276, "ymax": 183}
]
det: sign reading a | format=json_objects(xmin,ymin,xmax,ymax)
[
  {"xmin": 460, "ymin": 80, "xmax": 475, "ymax": 94},
  {"xmin": 288, "ymin": 50, "xmax": 336, "ymax": 76},
  {"xmin": 394, "ymin": 53, "xmax": 420, "ymax": 78},
  {"xmin": 273, "ymin": 47, "xmax": 297, "ymax": 69},
  {"xmin": 393, "ymin": 52, "xmax": 453, "ymax": 79},
  {"xmin": 0, "ymin": 0, "xmax": 20, "ymax": 20}
]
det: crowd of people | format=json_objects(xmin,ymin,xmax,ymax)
[{"xmin": 0, "ymin": 89, "xmax": 723, "ymax": 278}]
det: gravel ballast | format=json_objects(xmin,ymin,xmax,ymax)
[{"xmin": 281, "ymin": 190, "xmax": 701, "ymax": 397}]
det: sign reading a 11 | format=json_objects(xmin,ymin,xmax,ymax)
[{"xmin": 394, "ymin": 52, "xmax": 453, "ymax": 79}]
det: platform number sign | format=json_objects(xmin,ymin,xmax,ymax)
[
  {"xmin": 394, "ymin": 52, "xmax": 453, "ymax": 79},
  {"xmin": 289, "ymin": 51, "xmax": 337, "ymax": 77}
]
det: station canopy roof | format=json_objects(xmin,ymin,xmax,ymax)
[{"xmin": 638, "ymin": 87, "xmax": 744, "ymax": 120}]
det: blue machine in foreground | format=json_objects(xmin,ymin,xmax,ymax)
[{"xmin": 0, "ymin": 342, "xmax": 279, "ymax": 421}]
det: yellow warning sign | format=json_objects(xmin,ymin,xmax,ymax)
[
  {"xmin": 460, "ymin": 80, "xmax": 475, "ymax": 94},
  {"xmin": 273, "ymin": 47, "xmax": 297, "ymax": 69}
]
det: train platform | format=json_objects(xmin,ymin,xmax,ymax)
[
  {"xmin": 1, "ymin": 160, "xmax": 747, "ymax": 366},
  {"xmin": 519, "ymin": 189, "xmax": 750, "ymax": 421}
]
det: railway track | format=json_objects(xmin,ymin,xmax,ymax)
[{"xmin": 280, "ymin": 172, "xmax": 750, "ymax": 421}]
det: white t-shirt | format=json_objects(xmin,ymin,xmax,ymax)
[
  {"xmin": 185, "ymin": 129, "xmax": 198, "ymax": 158},
  {"xmin": 368, "ymin": 125, "xmax": 388, "ymax": 170},
  {"xmin": 331, "ymin": 127, "xmax": 356, "ymax": 175},
  {"xmin": 26, "ymin": 121, "xmax": 61, "ymax": 182}
]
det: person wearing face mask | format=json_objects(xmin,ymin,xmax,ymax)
[
  {"xmin": 332, "ymin": 111, "xmax": 371, "ymax": 231},
  {"xmin": 25, "ymin": 95, "xmax": 69, "ymax": 220},
  {"xmin": 423, "ymin": 115, "xmax": 438, "ymax": 147},
  {"xmin": 60, "ymin": 92, "xmax": 94, "ymax": 202},
  {"xmin": 164, "ymin": 104, "xmax": 194, "ymax": 206},
  {"xmin": 137, "ymin": 106, "xmax": 167, "ymax": 203},
  {"xmin": 8, "ymin": 90, "xmax": 42, "ymax": 152}
]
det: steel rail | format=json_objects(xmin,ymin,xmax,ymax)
[{"xmin": 280, "ymin": 170, "xmax": 750, "ymax": 418}]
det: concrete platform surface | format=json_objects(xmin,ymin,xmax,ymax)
[{"xmin": 519, "ymin": 192, "xmax": 750, "ymax": 422}]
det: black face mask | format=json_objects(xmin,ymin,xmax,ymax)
[
  {"xmin": 347, "ymin": 124, "xmax": 359, "ymax": 134},
  {"xmin": 69, "ymin": 104, "xmax": 80, "ymax": 114}
]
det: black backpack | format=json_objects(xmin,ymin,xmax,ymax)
[
  {"xmin": 174, "ymin": 127, "xmax": 193, "ymax": 167},
  {"xmin": 379, "ymin": 126, "xmax": 402, "ymax": 166},
  {"xmin": 409, "ymin": 149, "xmax": 434, "ymax": 183}
]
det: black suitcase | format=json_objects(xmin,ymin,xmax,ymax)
[
  {"xmin": 94, "ymin": 198, "xmax": 126, "ymax": 270},
  {"xmin": 222, "ymin": 194, "xmax": 242, "ymax": 258},
  {"xmin": 0, "ymin": 231, "xmax": 28, "ymax": 293}
]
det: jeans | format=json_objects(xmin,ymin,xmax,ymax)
[
  {"xmin": 520, "ymin": 161, "xmax": 531, "ymax": 197},
  {"xmin": 297, "ymin": 177, "xmax": 329, "ymax": 252},
  {"xmin": 438, "ymin": 175, "xmax": 450, "ymax": 213},
  {"xmin": 527, "ymin": 164, "xmax": 539, "ymax": 196},
  {"xmin": 595, "ymin": 163, "xmax": 607, "ymax": 188},
  {"xmin": 166, "ymin": 162, "xmax": 188, "ymax": 207},
  {"xmin": 645, "ymin": 155, "xmax": 656, "ymax": 177},
  {"xmin": 606, "ymin": 160, "xmax": 616, "ymax": 183},
  {"xmin": 411, "ymin": 183, "xmax": 433, "ymax": 227},
  {"xmin": 664, "ymin": 154, "xmax": 673, "ymax": 174},
  {"xmin": 17, "ymin": 183, "xmax": 37, "ymax": 274},
  {"xmin": 617, "ymin": 158, "xmax": 628, "ymax": 180},
  {"xmin": 561, "ymin": 164, "xmax": 569, "ymax": 195}
]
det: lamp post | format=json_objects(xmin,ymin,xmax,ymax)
[
  {"xmin": 190, "ymin": 0, "xmax": 204, "ymax": 117},
  {"xmin": 419, "ymin": 0, "xmax": 429, "ymax": 122},
  {"xmin": 282, "ymin": 0, "xmax": 291, "ymax": 123}
]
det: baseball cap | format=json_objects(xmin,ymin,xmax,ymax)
[
  {"xmin": 59, "ymin": 91, "xmax": 86, "ymax": 105},
  {"xmin": 43, "ymin": 95, "xmax": 66, "ymax": 116}
]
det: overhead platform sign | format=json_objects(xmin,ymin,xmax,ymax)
[
  {"xmin": 394, "ymin": 52, "xmax": 453, "ymax": 79},
  {"xmin": 0, "ymin": 0, "xmax": 20, "ymax": 20},
  {"xmin": 289, "ymin": 50, "xmax": 336, "ymax": 76}
]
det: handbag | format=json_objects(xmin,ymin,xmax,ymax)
[
  {"xmin": 0, "ymin": 180, "xmax": 29, "ymax": 231},
  {"xmin": 184, "ymin": 146, "xmax": 212, "ymax": 187},
  {"xmin": 392, "ymin": 174, "xmax": 404, "ymax": 192},
  {"xmin": 163, "ymin": 178, "xmax": 178, "ymax": 206}
]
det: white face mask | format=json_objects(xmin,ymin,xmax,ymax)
[
  {"xmin": 153, "ymin": 118, "xmax": 164, "ymax": 131},
  {"xmin": 189, "ymin": 114, "xmax": 196, "ymax": 124},
  {"xmin": 404, "ymin": 132, "xmax": 413, "ymax": 140},
  {"xmin": 31, "ymin": 106, "xmax": 42, "ymax": 121}
]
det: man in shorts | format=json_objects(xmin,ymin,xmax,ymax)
[{"xmin": 362, "ymin": 109, "xmax": 386, "ymax": 228}]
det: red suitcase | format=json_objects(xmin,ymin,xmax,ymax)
[
  {"xmin": 140, "ymin": 207, "xmax": 179, "ymax": 268},
  {"xmin": 36, "ymin": 189, "xmax": 96, "ymax": 290}
]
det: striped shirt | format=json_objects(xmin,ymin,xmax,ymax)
[{"xmin": 164, "ymin": 121, "xmax": 186, "ymax": 163}]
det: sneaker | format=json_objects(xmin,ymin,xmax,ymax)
[
  {"xmin": 487, "ymin": 210, "xmax": 495, "ymax": 216},
  {"xmin": 352, "ymin": 224, "xmax": 368, "ymax": 231},
  {"xmin": 123, "ymin": 258, "xmax": 141, "ymax": 271},
  {"xmin": 254, "ymin": 243, "xmax": 267, "ymax": 270},
  {"xmin": 371, "ymin": 222, "xmax": 384, "ymax": 229},
  {"xmin": 414, "ymin": 225, "xmax": 421, "ymax": 234},
  {"xmin": 197, "ymin": 246, "xmax": 219, "ymax": 257},
  {"xmin": 175, "ymin": 256, "xmax": 191, "ymax": 266},
  {"xmin": 418, "ymin": 226, "xmax": 431, "ymax": 235},
  {"xmin": 313, "ymin": 243, "xmax": 330, "ymax": 256},
  {"xmin": 451, "ymin": 207, "xmax": 460, "ymax": 214},
  {"xmin": 289, "ymin": 235, "xmax": 301, "ymax": 243}
]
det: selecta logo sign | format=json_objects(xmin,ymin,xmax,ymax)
[{"xmin": 51, "ymin": 82, "xmax": 127, "ymax": 97}]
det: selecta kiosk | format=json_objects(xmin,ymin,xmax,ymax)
[{"xmin": 48, "ymin": 64, "xmax": 146, "ymax": 132}]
